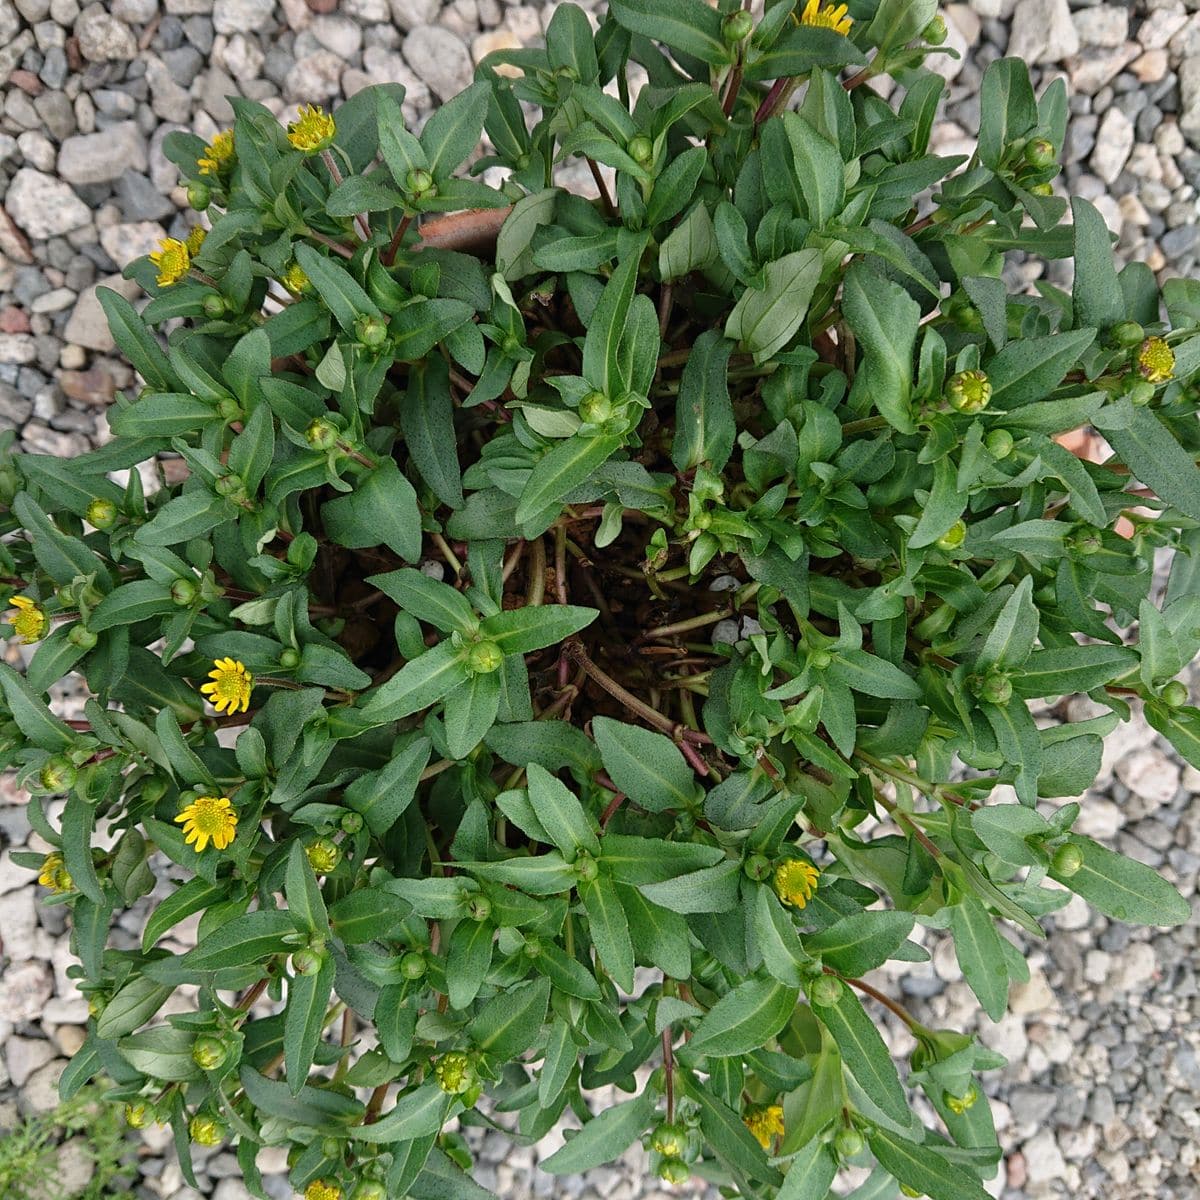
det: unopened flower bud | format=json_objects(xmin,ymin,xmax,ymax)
[
  {"xmin": 125, "ymin": 1102, "xmax": 151, "ymax": 1129},
  {"xmin": 187, "ymin": 181, "xmax": 211, "ymax": 211},
  {"xmin": 292, "ymin": 948, "xmax": 326, "ymax": 976},
  {"xmin": 306, "ymin": 838, "xmax": 341, "ymax": 874},
  {"xmin": 743, "ymin": 852, "xmax": 772, "ymax": 882},
  {"xmin": 944, "ymin": 1083, "xmax": 979, "ymax": 1114},
  {"xmin": 1023, "ymin": 138, "xmax": 1055, "ymax": 168},
  {"xmin": 355, "ymin": 316, "xmax": 388, "ymax": 349},
  {"xmin": 40, "ymin": 756, "xmax": 77, "ymax": 792},
  {"xmin": 657, "ymin": 1159, "xmax": 690, "ymax": 1185},
  {"xmin": 434, "ymin": 1051, "xmax": 477, "ymax": 1095},
  {"xmin": 1028, "ymin": 181, "xmax": 1054, "ymax": 197},
  {"xmin": 306, "ymin": 418, "xmax": 339, "ymax": 451},
  {"xmin": 1160, "ymin": 680, "xmax": 1189, "ymax": 708},
  {"xmin": 192, "ymin": 1035, "xmax": 229, "ymax": 1071},
  {"xmin": 834, "ymin": 1127, "xmax": 865, "ymax": 1160},
  {"xmin": 1052, "ymin": 843, "xmax": 1084, "ymax": 877},
  {"xmin": 575, "ymin": 852, "xmax": 599, "ymax": 883},
  {"xmin": 627, "ymin": 135, "xmax": 653, "ymax": 166},
  {"xmin": 971, "ymin": 670, "xmax": 1012, "ymax": 705},
  {"xmin": 203, "ymin": 294, "xmax": 229, "ymax": 320},
  {"xmin": 340, "ymin": 811, "xmax": 364, "ymax": 834},
  {"xmin": 468, "ymin": 894, "xmax": 492, "ymax": 922},
  {"xmin": 68, "ymin": 624, "xmax": 98, "ymax": 650},
  {"xmin": 946, "ymin": 369, "xmax": 991, "ymax": 414},
  {"xmin": 922, "ymin": 15, "xmax": 947, "ymax": 43},
  {"xmin": 810, "ymin": 975, "xmax": 843, "ymax": 1007},
  {"xmin": 86, "ymin": 498, "xmax": 118, "ymax": 529},
  {"xmin": 171, "ymin": 578, "xmax": 199, "ymax": 606},
  {"xmin": 279, "ymin": 647, "xmax": 301, "ymax": 670},
  {"xmin": 215, "ymin": 472, "xmax": 246, "ymax": 499},
  {"xmin": 985, "ymin": 428, "xmax": 1014, "ymax": 459},
  {"xmin": 350, "ymin": 1183, "xmax": 387, "ymax": 1200},
  {"xmin": 578, "ymin": 391, "xmax": 613, "ymax": 425},
  {"xmin": 400, "ymin": 951, "xmax": 426, "ymax": 980},
  {"xmin": 722, "ymin": 9, "xmax": 753, "ymax": 42},
  {"xmin": 1109, "ymin": 321, "xmax": 1144, "ymax": 349},
  {"xmin": 405, "ymin": 168, "xmax": 434, "ymax": 196},
  {"xmin": 467, "ymin": 640, "xmax": 504, "ymax": 675},
  {"xmin": 189, "ymin": 1114, "xmax": 225, "ymax": 1146},
  {"xmin": 650, "ymin": 1122, "xmax": 688, "ymax": 1157}
]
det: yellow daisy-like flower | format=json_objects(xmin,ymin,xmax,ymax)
[
  {"xmin": 774, "ymin": 857, "xmax": 820, "ymax": 909},
  {"xmin": 287, "ymin": 104, "xmax": 336, "ymax": 154},
  {"xmin": 8, "ymin": 595, "xmax": 48, "ymax": 644},
  {"xmin": 743, "ymin": 1104, "xmax": 784, "ymax": 1150},
  {"xmin": 174, "ymin": 794, "xmax": 238, "ymax": 852},
  {"xmin": 304, "ymin": 1182, "xmax": 341, "ymax": 1200},
  {"xmin": 37, "ymin": 851, "xmax": 73, "ymax": 893},
  {"xmin": 200, "ymin": 656, "xmax": 254, "ymax": 714},
  {"xmin": 1136, "ymin": 335, "xmax": 1175, "ymax": 384},
  {"xmin": 185, "ymin": 226, "xmax": 207, "ymax": 257},
  {"xmin": 280, "ymin": 262, "xmax": 311, "ymax": 295},
  {"xmin": 149, "ymin": 237, "xmax": 191, "ymax": 288},
  {"xmin": 798, "ymin": 0, "xmax": 853, "ymax": 35},
  {"xmin": 197, "ymin": 129, "xmax": 234, "ymax": 176}
]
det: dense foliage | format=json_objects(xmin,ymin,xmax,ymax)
[{"xmin": 3, "ymin": 0, "xmax": 1199, "ymax": 1197}]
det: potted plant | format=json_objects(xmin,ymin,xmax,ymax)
[{"xmin": 2, "ymin": 1, "xmax": 1197, "ymax": 1197}]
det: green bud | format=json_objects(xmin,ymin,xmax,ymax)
[
  {"xmin": 400, "ymin": 951, "xmax": 427, "ymax": 980},
  {"xmin": 657, "ymin": 1160, "xmax": 690, "ymax": 1185},
  {"xmin": 203, "ymin": 294, "xmax": 229, "ymax": 320},
  {"xmin": 141, "ymin": 775, "xmax": 169, "ymax": 804},
  {"xmin": 216, "ymin": 396, "xmax": 242, "ymax": 421},
  {"xmin": 86, "ymin": 498, "xmax": 118, "ymax": 529},
  {"xmin": 351, "ymin": 1183, "xmax": 388, "ymax": 1200},
  {"xmin": 650, "ymin": 1122, "xmax": 688, "ymax": 1157},
  {"xmin": 1070, "ymin": 528, "xmax": 1103, "ymax": 556},
  {"xmin": 279, "ymin": 647, "xmax": 301, "ymax": 670},
  {"xmin": 1109, "ymin": 320, "xmax": 1145, "ymax": 349},
  {"xmin": 68, "ymin": 624, "xmax": 98, "ymax": 650},
  {"xmin": 936, "ymin": 520, "xmax": 968, "ymax": 551},
  {"xmin": 171, "ymin": 578, "xmax": 199, "ymax": 606},
  {"xmin": 922, "ymin": 15, "xmax": 947, "ymax": 43},
  {"xmin": 522, "ymin": 935, "xmax": 542, "ymax": 958},
  {"xmin": 189, "ymin": 1114, "xmax": 225, "ymax": 1147},
  {"xmin": 743, "ymin": 852, "xmax": 772, "ymax": 882},
  {"xmin": 340, "ymin": 810, "xmax": 364, "ymax": 834},
  {"xmin": 215, "ymin": 472, "xmax": 245, "ymax": 499},
  {"xmin": 40, "ymin": 756, "xmax": 77, "ymax": 792},
  {"xmin": 1125, "ymin": 378, "xmax": 1157, "ymax": 407},
  {"xmin": 971, "ymin": 670, "xmax": 1012, "ymax": 705},
  {"xmin": 578, "ymin": 390, "xmax": 613, "ymax": 425},
  {"xmin": 468, "ymin": 894, "xmax": 492, "ymax": 922},
  {"xmin": 1160, "ymin": 680, "xmax": 1189, "ymax": 708},
  {"xmin": 406, "ymin": 168, "xmax": 434, "ymax": 196},
  {"xmin": 627, "ymin": 134, "xmax": 653, "ymax": 166},
  {"xmin": 355, "ymin": 316, "xmax": 388, "ymax": 349},
  {"xmin": 1052, "ymin": 843, "xmax": 1084, "ymax": 878},
  {"xmin": 467, "ymin": 640, "xmax": 504, "ymax": 675},
  {"xmin": 944, "ymin": 1082, "xmax": 979, "ymax": 1114},
  {"xmin": 946, "ymin": 369, "xmax": 991, "ymax": 414},
  {"xmin": 192, "ymin": 1034, "xmax": 229, "ymax": 1072},
  {"xmin": 306, "ymin": 418, "xmax": 339, "ymax": 451},
  {"xmin": 501, "ymin": 334, "xmax": 521, "ymax": 356},
  {"xmin": 575, "ymin": 852, "xmax": 599, "ymax": 883},
  {"xmin": 809, "ymin": 648, "xmax": 833, "ymax": 671},
  {"xmin": 810, "ymin": 975, "xmax": 843, "ymax": 1007},
  {"xmin": 985, "ymin": 428, "xmax": 1014, "ymax": 459},
  {"xmin": 834, "ymin": 1127, "xmax": 865, "ymax": 1160},
  {"xmin": 306, "ymin": 838, "xmax": 341, "ymax": 874},
  {"xmin": 1023, "ymin": 138, "xmax": 1055, "ymax": 168},
  {"xmin": 291, "ymin": 948, "xmax": 325, "ymax": 976},
  {"xmin": 434, "ymin": 1051, "xmax": 477, "ymax": 1095},
  {"xmin": 320, "ymin": 1137, "xmax": 341, "ymax": 1160},
  {"xmin": 125, "ymin": 1101, "xmax": 151, "ymax": 1129},
  {"xmin": 722, "ymin": 9, "xmax": 754, "ymax": 42},
  {"xmin": 187, "ymin": 181, "xmax": 211, "ymax": 211}
]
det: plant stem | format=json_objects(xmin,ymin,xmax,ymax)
[
  {"xmin": 382, "ymin": 213, "xmax": 413, "ymax": 267},
  {"xmin": 839, "ymin": 972, "xmax": 920, "ymax": 1030},
  {"xmin": 321, "ymin": 149, "xmax": 370, "ymax": 241},
  {"xmin": 587, "ymin": 157, "xmax": 616, "ymax": 218}
]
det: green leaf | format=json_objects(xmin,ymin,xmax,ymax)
[
  {"xmin": 135, "ymin": 490, "xmax": 232, "ymax": 547},
  {"xmin": 391, "ymin": 298, "xmax": 474, "ymax": 362},
  {"xmin": 443, "ymin": 668, "xmax": 501, "ymax": 758},
  {"xmin": 671, "ymin": 330, "xmax": 735, "ymax": 473},
  {"xmin": 744, "ymin": 25, "xmax": 863, "ymax": 82},
  {"xmin": 1051, "ymin": 834, "xmax": 1190, "ymax": 926},
  {"xmin": 328, "ymin": 888, "xmax": 412, "ymax": 944},
  {"xmin": 88, "ymin": 580, "xmax": 177, "ymax": 631},
  {"xmin": 726, "ymin": 249, "xmax": 823, "ymax": 365},
  {"xmin": 986, "ymin": 328, "xmax": 1096, "ymax": 408},
  {"xmin": 638, "ymin": 858, "xmax": 741, "ymax": 913},
  {"xmin": 755, "ymin": 887, "xmax": 810, "ymax": 987},
  {"xmin": 361, "ymin": 641, "xmax": 469, "ymax": 723},
  {"xmin": 541, "ymin": 1089, "xmax": 656, "ymax": 1174},
  {"xmin": 401, "ymin": 357, "xmax": 463, "ymax": 509},
  {"xmin": 526, "ymin": 762, "xmax": 600, "ymax": 858},
  {"xmin": 1106, "ymin": 406, "xmax": 1200, "ymax": 522},
  {"xmin": 776, "ymin": 1139, "xmax": 839, "ymax": 1200},
  {"xmin": 977, "ymin": 576, "xmax": 1037, "ymax": 671},
  {"xmin": 908, "ymin": 455, "xmax": 968, "ymax": 550},
  {"xmin": 110, "ymin": 393, "xmax": 218, "ymax": 438},
  {"xmin": 183, "ymin": 910, "xmax": 296, "ymax": 970},
  {"xmin": 284, "ymin": 952, "xmax": 334, "ymax": 1094},
  {"xmin": 343, "ymin": 735, "xmax": 431, "ymax": 835},
  {"xmin": 579, "ymin": 876, "xmax": 634, "ymax": 991},
  {"xmin": 1071, "ymin": 196, "xmax": 1123, "ymax": 330},
  {"xmin": 805, "ymin": 910, "xmax": 916, "ymax": 977},
  {"xmin": 608, "ymin": 0, "xmax": 729, "ymax": 65},
  {"xmin": 479, "ymin": 605, "xmax": 599, "ymax": 654},
  {"xmin": 1145, "ymin": 702, "xmax": 1200, "ymax": 771},
  {"xmin": 592, "ymin": 716, "xmax": 697, "ymax": 812},
  {"xmin": 830, "ymin": 650, "xmax": 922, "ymax": 700},
  {"xmin": 682, "ymin": 1074, "xmax": 782, "ymax": 1185},
  {"xmin": 1013, "ymin": 644, "xmax": 1138, "ymax": 698},
  {"xmin": 867, "ymin": 1128, "xmax": 991, "ymax": 1200},
  {"xmin": 948, "ymin": 893, "xmax": 1009, "ymax": 1021},
  {"xmin": 539, "ymin": 1018, "xmax": 577, "ymax": 1107},
  {"xmin": 285, "ymin": 840, "xmax": 329, "ymax": 933},
  {"xmin": 117, "ymin": 1027, "xmax": 201, "ymax": 1082},
  {"xmin": 0, "ymin": 662, "xmax": 76, "ymax": 751},
  {"xmin": 842, "ymin": 264, "xmax": 920, "ymax": 433},
  {"xmin": 780, "ymin": 113, "xmax": 844, "ymax": 227},
  {"xmin": 446, "ymin": 917, "xmax": 495, "ymax": 1010},
  {"xmin": 690, "ymin": 978, "xmax": 798, "ymax": 1057},
  {"xmin": 322, "ymin": 459, "xmax": 422, "ymax": 561},
  {"xmin": 369, "ymin": 569, "xmax": 476, "ymax": 634},
  {"xmin": 468, "ymin": 976, "xmax": 550, "ymax": 1057},
  {"xmin": 352, "ymin": 1082, "xmax": 453, "ymax": 1143},
  {"xmin": 143, "ymin": 879, "xmax": 227, "ymax": 952},
  {"xmin": 515, "ymin": 434, "xmax": 623, "ymax": 525},
  {"xmin": 977, "ymin": 57, "xmax": 1037, "ymax": 169},
  {"xmin": 421, "ymin": 80, "xmax": 490, "ymax": 177},
  {"xmin": 646, "ymin": 145, "xmax": 707, "ymax": 228},
  {"xmin": 293, "ymin": 242, "xmax": 380, "ymax": 333},
  {"xmin": 61, "ymin": 793, "xmax": 104, "ymax": 905},
  {"xmin": 96, "ymin": 975, "xmax": 173, "ymax": 1039},
  {"xmin": 97, "ymin": 288, "xmax": 176, "ymax": 391},
  {"xmin": 582, "ymin": 251, "xmax": 644, "ymax": 398},
  {"xmin": 238, "ymin": 1066, "xmax": 364, "ymax": 1127},
  {"xmin": 815, "ymin": 982, "xmax": 909, "ymax": 1125}
]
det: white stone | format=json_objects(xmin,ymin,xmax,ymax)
[
  {"xmin": 18, "ymin": 1058, "xmax": 66, "ymax": 1114},
  {"xmin": 55, "ymin": 1139, "xmax": 94, "ymax": 1199},
  {"xmin": 75, "ymin": 4, "xmax": 137, "ymax": 60},
  {"xmin": 1008, "ymin": 0, "xmax": 1079, "ymax": 63},
  {"xmin": 0, "ymin": 886, "xmax": 37, "ymax": 960},
  {"xmin": 1182, "ymin": 57, "xmax": 1200, "ymax": 145},
  {"xmin": 1023, "ymin": 1129, "xmax": 1067, "ymax": 1185},
  {"xmin": 213, "ymin": 0, "xmax": 274, "ymax": 34},
  {"xmin": 58, "ymin": 122, "xmax": 148, "ymax": 185},
  {"xmin": 403, "ymin": 24, "xmax": 472, "ymax": 102},
  {"xmin": 1140, "ymin": 6, "xmax": 1188, "ymax": 50},
  {"xmin": 1065, "ymin": 43, "xmax": 1139, "ymax": 95},
  {"xmin": 0, "ymin": 334, "xmax": 38, "ymax": 365},
  {"xmin": 1115, "ymin": 747, "xmax": 1180, "ymax": 806},
  {"xmin": 112, "ymin": 0, "xmax": 158, "ymax": 20},
  {"xmin": 1010, "ymin": 967, "xmax": 1055, "ymax": 1016},
  {"xmin": 1084, "ymin": 949, "xmax": 1111, "ymax": 984},
  {"xmin": 1112, "ymin": 941, "xmax": 1157, "ymax": 991},
  {"xmin": 64, "ymin": 274, "xmax": 141, "ymax": 353},
  {"xmin": 99, "ymin": 221, "xmax": 168, "ymax": 269},
  {"xmin": 1092, "ymin": 107, "xmax": 1134, "ymax": 185},
  {"xmin": 0, "ymin": 960, "xmax": 54, "ymax": 1023},
  {"xmin": 311, "ymin": 13, "xmax": 362, "ymax": 57},
  {"xmin": 5, "ymin": 1036, "xmax": 56, "ymax": 1088},
  {"xmin": 980, "ymin": 1012, "xmax": 1027, "ymax": 1063},
  {"xmin": 6, "ymin": 168, "xmax": 90, "ymax": 240},
  {"xmin": 391, "ymin": 0, "xmax": 438, "ymax": 28},
  {"xmin": 1072, "ymin": 6, "xmax": 1128, "ymax": 46}
]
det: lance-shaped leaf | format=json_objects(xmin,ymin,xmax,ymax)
[
  {"xmin": 690, "ymin": 978, "xmax": 799, "ymax": 1058},
  {"xmin": 1051, "ymin": 834, "xmax": 1189, "ymax": 926},
  {"xmin": 360, "ymin": 641, "xmax": 470, "ymax": 724},
  {"xmin": 541, "ymin": 1089, "xmax": 656, "ymax": 1174},
  {"xmin": 284, "ymin": 952, "xmax": 334, "ymax": 1094}
]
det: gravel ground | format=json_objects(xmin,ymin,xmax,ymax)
[{"xmin": 2, "ymin": 0, "xmax": 1200, "ymax": 1197}]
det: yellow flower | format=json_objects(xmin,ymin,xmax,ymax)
[
  {"xmin": 37, "ymin": 851, "xmax": 73, "ymax": 893},
  {"xmin": 197, "ymin": 129, "xmax": 234, "ymax": 176},
  {"xmin": 798, "ymin": 0, "xmax": 853, "ymax": 35},
  {"xmin": 743, "ymin": 1104, "xmax": 784, "ymax": 1150},
  {"xmin": 304, "ymin": 1182, "xmax": 341, "ymax": 1200},
  {"xmin": 175, "ymin": 795, "xmax": 238, "ymax": 852},
  {"xmin": 281, "ymin": 262, "xmax": 311, "ymax": 295},
  {"xmin": 185, "ymin": 226, "xmax": 207, "ymax": 257},
  {"xmin": 9, "ymin": 595, "xmax": 48, "ymax": 644},
  {"xmin": 774, "ymin": 857, "xmax": 820, "ymax": 909},
  {"xmin": 200, "ymin": 656, "xmax": 254, "ymax": 714},
  {"xmin": 288, "ymin": 104, "xmax": 336, "ymax": 154},
  {"xmin": 149, "ymin": 237, "xmax": 191, "ymax": 288},
  {"xmin": 1136, "ymin": 336, "xmax": 1175, "ymax": 384},
  {"xmin": 188, "ymin": 1113, "xmax": 225, "ymax": 1146}
]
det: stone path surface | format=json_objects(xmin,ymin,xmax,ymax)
[{"xmin": 1, "ymin": 0, "xmax": 1199, "ymax": 1197}]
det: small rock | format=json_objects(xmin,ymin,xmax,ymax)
[
  {"xmin": 1092, "ymin": 106, "xmax": 1134, "ymax": 184},
  {"xmin": 55, "ymin": 1139, "xmax": 94, "ymax": 1199},
  {"xmin": 1072, "ymin": 6, "xmax": 1128, "ymax": 47},
  {"xmin": 0, "ymin": 886, "xmax": 38, "ymax": 959},
  {"xmin": 403, "ymin": 24, "xmax": 472, "ymax": 101},
  {"xmin": 0, "ymin": 335, "xmax": 38, "ymax": 365},
  {"xmin": 5, "ymin": 1036, "xmax": 56, "ymax": 1088},
  {"xmin": 310, "ymin": 13, "xmax": 362, "ymax": 57},
  {"xmin": 471, "ymin": 28, "xmax": 522, "ymax": 74},
  {"xmin": 1023, "ymin": 1129, "xmax": 1067, "ymax": 1185},
  {"xmin": 116, "ymin": 170, "xmax": 175, "ymax": 222},
  {"xmin": 1131, "ymin": 48, "xmax": 1169, "ymax": 85},
  {"xmin": 6, "ymin": 168, "xmax": 91, "ymax": 240},
  {"xmin": 54, "ymin": 1024, "xmax": 87, "ymax": 1056},
  {"xmin": 112, "ymin": 0, "xmax": 159, "ymax": 20},
  {"xmin": 60, "ymin": 366, "xmax": 116, "ymax": 405},
  {"xmin": 99, "ymin": 221, "xmax": 167, "ymax": 269},
  {"xmin": 0, "ymin": 961, "xmax": 55, "ymax": 1023},
  {"xmin": 64, "ymin": 275, "xmax": 141, "ymax": 353},
  {"xmin": 1008, "ymin": 0, "xmax": 1079, "ymax": 63},
  {"xmin": 75, "ymin": 4, "xmax": 138, "ymax": 61},
  {"xmin": 18, "ymin": 1057, "xmax": 67, "ymax": 1114},
  {"xmin": 284, "ymin": 50, "xmax": 344, "ymax": 102},
  {"xmin": 1180, "ymin": 57, "xmax": 1200, "ymax": 145},
  {"xmin": 391, "ymin": 0, "xmax": 438, "ymax": 29},
  {"xmin": 58, "ymin": 122, "xmax": 148, "ymax": 185},
  {"xmin": 1010, "ymin": 967, "xmax": 1055, "ymax": 1016},
  {"xmin": 213, "ymin": 0, "xmax": 275, "ymax": 34}
]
